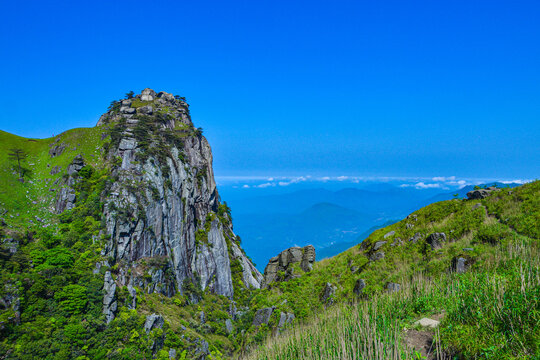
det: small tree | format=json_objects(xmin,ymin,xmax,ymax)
[
  {"xmin": 125, "ymin": 91, "xmax": 135, "ymax": 99},
  {"xmin": 8, "ymin": 148, "xmax": 28, "ymax": 181}
]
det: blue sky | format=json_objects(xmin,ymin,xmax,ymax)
[{"xmin": 0, "ymin": 0, "xmax": 539, "ymax": 179}]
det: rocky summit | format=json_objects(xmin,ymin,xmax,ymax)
[{"xmin": 95, "ymin": 89, "xmax": 261, "ymax": 311}]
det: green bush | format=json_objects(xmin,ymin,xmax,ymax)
[{"xmin": 54, "ymin": 284, "xmax": 88, "ymax": 314}]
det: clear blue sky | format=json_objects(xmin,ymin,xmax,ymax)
[{"xmin": 1, "ymin": 0, "xmax": 539, "ymax": 179}]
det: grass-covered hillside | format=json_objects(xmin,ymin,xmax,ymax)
[
  {"xmin": 0, "ymin": 127, "xmax": 107, "ymax": 228},
  {"xmin": 244, "ymin": 181, "xmax": 540, "ymax": 359}
]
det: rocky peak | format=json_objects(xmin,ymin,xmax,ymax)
[{"xmin": 55, "ymin": 90, "xmax": 262, "ymax": 322}]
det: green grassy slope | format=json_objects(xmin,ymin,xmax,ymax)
[
  {"xmin": 245, "ymin": 181, "xmax": 540, "ymax": 359},
  {"xmin": 0, "ymin": 127, "xmax": 108, "ymax": 228}
]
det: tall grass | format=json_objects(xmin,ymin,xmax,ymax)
[{"xmin": 244, "ymin": 237, "xmax": 540, "ymax": 360}]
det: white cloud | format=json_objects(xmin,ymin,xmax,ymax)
[
  {"xmin": 336, "ymin": 176, "xmax": 349, "ymax": 181},
  {"xmin": 500, "ymin": 179, "xmax": 532, "ymax": 185},
  {"xmin": 256, "ymin": 182, "xmax": 275, "ymax": 188},
  {"xmin": 242, "ymin": 184, "xmax": 250, "ymax": 188},
  {"xmin": 432, "ymin": 176, "xmax": 456, "ymax": 182},
  {"xmin": 401, "ymin": 182, "xmax": 442, "ymax": 189}
]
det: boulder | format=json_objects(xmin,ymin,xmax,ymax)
[
  {"xmin": 414, "ymin": 317, "xmax": 440, "ymax": 328},
  {"xmin": 278, "ymin": 312, "xmax": 295, "ymax": 328},
  {"xmin": 138, "ymin": 105, "xmax": 153, "ymax": 115},
  {"xmin": 49, "ymin": 143, "xmax": 66, "ymax": 158},
  {"xmin": 386, "ymin": 282, "xmax": 400, "ymax": 292},
  {"xmin": 262, "ymin": 245, "xmax": 316, "ymax": 287},
  {"xmin": 144, "ymin": 313, "xmax": 165, "ymax": 333},
  {"xmin": 370, "ymin": 251, "xmax": 385, "ymax": 261},
  {"xmin": 300, "ymin": 245, "xmax": 316, "ymax": 272},
  {"xmin": 253, "ymin": 307, "xmax": 274, "ymax": 326},
  {"xmin": 408, "ymin": 232, "xmax": 422, "ymax": 243},
  {"xmin": 67, "ymin": 155, "xmax": 85, "ymax": 175},
  {"xmin": 141, "ymin": 88, "xmax": 156, "ymax": 101},
  {"xmin": 452, "ymin": 256, "xmax": 469, "ymax": 273},
  {"xmin": 426, "ymin": 233, "xmax": 446, "ymax": 250},
  {"xmin": 158, "ymin": 91, "xmax": 175, "ymax": 101},
  {"xmin": 321, "ymin": 282, "xmax": 336, "ymax": 304},
  {"xmin": 467, "ymin": 188, "xmax": 495, "ymax": 200},
  {"xmin": 120, "ymin": 106, "xmax": 136, "ymax": 114},
  {"xmin": 383, "ymin": 231, "xmax": 395, "ymax": 239},
  {"xmin": 353, "ymin": 279, "xmax": 366, "ymax": 295},
  {"xmin": 168, "ymin": 348, "xmax": 176, "ymax": 359},
  {"xmin": 407, "ymin": 214, "xmax": 418, "ymax": 221},
  {"xmin": 373, "ymin": 241, "xmax": 387, "ymax": 251}
]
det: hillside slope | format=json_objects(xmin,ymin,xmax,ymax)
[{"xmin": 245, "ymin": 180, "xmax": 539, "ymax": 359}]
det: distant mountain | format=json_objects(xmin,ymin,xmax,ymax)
[{"xmin": 236, "ymin": 202, "xmax": 376, "ymax": 269}]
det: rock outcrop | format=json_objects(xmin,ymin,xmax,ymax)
[
  {"xmin": 262, "ymin": 245, "xmax": 315, "ymax": 287},
  {"xmin": 54, "ymin": 155, "xmax": 85, "ymax": 213},
  {"xmin": 68, "ymin": 89, "xmax": 261, "ymax": 307},
  {"xmin": 102, "ymin": 271, "xmax": 117, "ymax": 324},
  {"xmin": 353, "ymin": 278, "xmax": 366, "ymax": 295},
  {"xmin": 252, "ymin": 307, "xmax": 274, "ymax": 327},
  {"xmin": 426, "ymin": 232, "xmax": 446, "ymax": 250},
  {"xmin": 321, "ymin": 282, "xmax": 336, "ymax": 304},
  {"xmin": 467, "ymin": 187, "xmax": 497, "ymax": 200}
]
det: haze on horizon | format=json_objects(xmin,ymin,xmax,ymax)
[{"xmin": 1, "ymin": 0, "xmax": 539, "ymax": 180}]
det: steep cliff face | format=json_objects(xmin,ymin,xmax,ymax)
[{"xmin": 66, "ymin": 89, "xmax": 261, "ymax": 304}]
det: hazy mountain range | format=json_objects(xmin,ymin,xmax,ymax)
[{"xmin": 221, "ymin": 182, "xmax": 522, "ymax": 269}]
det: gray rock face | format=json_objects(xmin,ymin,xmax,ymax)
[
  {"xmin": 426, "ymin": 233, "xmax": 446, "ymax": 250},
  {"xmin": 137, "ymin": 105, "xmax": 153, "ymax": 115},
  {"xmin": 103, "ymin": 271, "xmax": 117, "ymax": 324},
  {"xmin": 252, "ymin": 307, "xmax": 274, "ymax": 326},
  {"xmin": 225, "ymin": 318, "xmax": 234, "ymax": 334},
  {"xmin": 467, "ymin": 188, "xmax": 496, "ymax": 200},
  {"xmin": 262, "ymin": 245, "xmax": 315, "ymax": 287},
  {"xmin": 370, "ymin": 251, "xmax": 385, "ymax": 261},
  {"xmin": 195, "ymin": 339, "xmax": 210, "ymax": 358},
  {"xmin": 144, "ymin": 313, "xmax": 165, "ymax": 333},
  {"xmin": 127, "ymin": 284, "xmax": 137, "ymax": 309},
  {"xmin": 452, "ymin": 256, "xmax": 469, "ymax": 273},
  {"xmin": 96, "ymin": 89, "xmax": 260, "ymax": 303},
  {"xmin": 67, "ymin": 155, "xmax": 85, "ymax": 175},
  {"xmin": 373, "ymin": 241, "xmax": 387, "ymax": 251},
  {"xmin": 49, "ymin": 143, "xmax": 66, "ymax": 157},
  {"xmin": 141, "ymin": 88, "xmax": 156, "ymax": 101},
  {"xmin": 54, "ymin": 155, "xmax": 86, "ymax": 213},
  {"xmin": 278, "ymin": 311, "xmax": 295, "ymax": 328},
  {"xmin": 321, "ymin": 282, "xmax": 336, "ymax": 304},
  {"xmin": 353, "ymin": 279, "xmax": 366, "ymax": 295},
  {"xmin": 383, "ymin": 231, "xmax": 395, "ymax": 239}
]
